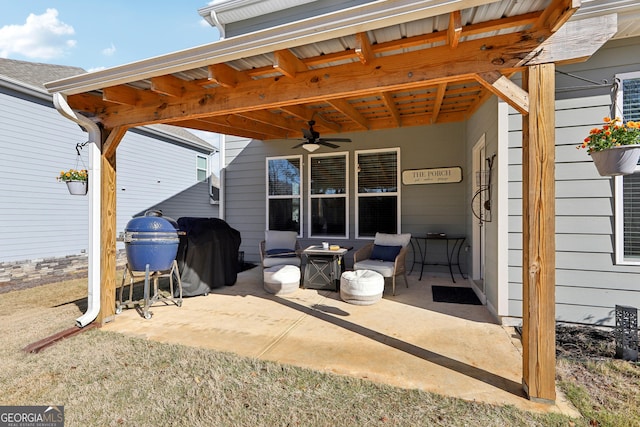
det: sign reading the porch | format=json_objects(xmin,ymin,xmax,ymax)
[{"xmin": 402, "ymin": 167, "xmax": 462, "ymax": 185}]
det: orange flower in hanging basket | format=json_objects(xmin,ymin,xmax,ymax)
[{"xmin": 57, "ymin": 168, "xmax": 88, "ymax": 182}]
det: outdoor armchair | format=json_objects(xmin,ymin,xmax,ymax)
[
  {"xmin": 353, "ymin": 232, "xmax": 412, "ymax": 295},
  {"xmin": 259, "ymin": 230, "xmax": 302, "ymax": 268}
]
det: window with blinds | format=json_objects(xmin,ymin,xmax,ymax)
[
  {"xmin": 266, "ymin": 156, "xmax": 302, "ymax": 234},
  {"xmin": 616, "ymin": 72, "xmax": 640, "ymax": 263},
  {"xmin": 309, "ymin": 153, "xmax": 348, "ymax": 237},
  {"xmin": 355, "ymin": 148, "xmax": 400, "ymax": 238}
]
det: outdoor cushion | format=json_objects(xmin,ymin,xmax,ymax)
[
  {"xmin": 352, "ymin": 259, "xmax": 395, "ymax": 277},
  {"xmin": 370, "ymin": 244, "xmax": 402, "ymax": 262},
  {"xmin": 264, "ymin": 230, "xmax": 297, "ymax": 252},
  {"xmin": 373, "ymin": 232, "xmax": 411, "ymax": 248},
  {"xmin": 340, "ymin": 270, "xmax": 384, "ymax": 305},
  {"xmin": 263, "ymin": 265, "xmax": 300, "ymax": 295},
  {"xmin": 266, "ymin": 248, "xmax": 297, "ymax": 257}
]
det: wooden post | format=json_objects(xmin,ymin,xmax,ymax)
[
  {"xmin": 97, "ymin": 133, "xmax": 118, "ymax": 324},
  {"xmin": 521, "ymin": 63, "xmax": 556, "ymax": 403}
]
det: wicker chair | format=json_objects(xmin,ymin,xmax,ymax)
[
  {"xmin": 259, "ymin": 230, "xmax": 302, "ymax": 268},
  {"xmin": 353, "ymin": 232, "xmax": 411, "ymax": 295}
]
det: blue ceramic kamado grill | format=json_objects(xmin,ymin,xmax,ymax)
[
  {"xmin": 124, "ymin": 211, "xmax": 180, "ymax": 272},
  {"xmin": 119, "ymin": 210, "xmax": 183, "ymax": 319}
]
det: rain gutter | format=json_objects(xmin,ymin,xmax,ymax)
[
  {"xmin": 44, "ymin": 0, "xmax": 498, "ymax": 95},
  {"xmin": 53, "ymin": 93, "xmax": 102, "ymax": 328}
]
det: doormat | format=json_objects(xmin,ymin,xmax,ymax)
[{"xmin": 432, "ymin": 286, "xmax": 482, "ymax": 305}]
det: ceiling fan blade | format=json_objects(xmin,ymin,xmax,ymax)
[
  {"xmin": 321, "ymin": 138, "xmax": 351, "ymax": 142},
  {"xmin": 318, "ymin": 140, "xmax": 340, "ymax": 149},
  {"xmin": 291, "ymin": 142, "xmax": 306, "ymax": 149}
]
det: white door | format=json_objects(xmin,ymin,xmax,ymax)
[{"xmin": 471, "ymin": 135, "xmax": 488, "ymax": 290}]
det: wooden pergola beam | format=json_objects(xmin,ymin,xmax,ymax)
[
  {"xmin": 328, "ymin": 99, "xmax": 369, "ymax": 130},
  {"xmin": 431, "ymin": 83, "xmax": 447, "ymax": 123},
  {"xmin": 448, "ymin": 11, "xmax": 462, "ymax": 48},
  {"xmin": 273, "ymin": 49, "xmax": 307, "ymax": 78},
  {"xmin": 522, "ymin": 63, "xmax": 556, "ymax": 403},
  {"xmin": 208, "ymin": 63, "xmax": 252, "ymax": 88},
  {"xmin": 98, "ymin": 126, "xmax": 126, "ymax": 324},
  {"xmin": 89, "ymin": 28, "xmax": 556, "ymax": 129},
  {"xmin": 355, "ymin": 32, "xmax": 374, "ymax": 64},
  {"xmin": 476, "ymin": 71, "xmax": 529, "ymax": 114},
  {"xmin": 380, "ymin": 92, "xmax": 401, "ymax": 127}
]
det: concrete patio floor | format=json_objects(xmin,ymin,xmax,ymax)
[{"xmin": 103, "ymin": 266, "xmax": 579, "ymax": 417}]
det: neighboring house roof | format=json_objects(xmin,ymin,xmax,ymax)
[
  {"xmin": 0, "ymin": 57, "xmax": 85, "ymax": 89},
  {"xmin": 0, "ymin": 58, "xmax": 215, "ymax": 153}
]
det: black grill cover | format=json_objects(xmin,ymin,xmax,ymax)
[{"xmin": 176, "ymin": 217, "xmax": 241, "ymax": 296}]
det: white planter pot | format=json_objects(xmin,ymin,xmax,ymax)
[
  {"xmin": 590, "ymin": 145, "xmax": 640, "ymax": 177},
  {"xmin": 66, "ymin": 180, "xmax": 88, "ymax": 195}
]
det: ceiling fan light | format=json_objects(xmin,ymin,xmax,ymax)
[{"xmin": 303, "ymin": 143, "xmax": 320, "ymax": 152}]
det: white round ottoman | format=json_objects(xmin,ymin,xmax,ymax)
[
  {"xmin": 263, "ymin": 265, "xmax": 300, "ymax": 295},
  {"xmin": 340, "ymin": 270, "xmax": 384, "ymax": 305}
]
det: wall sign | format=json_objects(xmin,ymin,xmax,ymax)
[{"xmin": 402, "ymin": 167, "xmax": 463, "ymax": 185}]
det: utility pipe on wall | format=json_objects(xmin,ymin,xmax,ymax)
[{"xmin": 53, "ymin": 93, "xmax": 102, "ymax": 328}]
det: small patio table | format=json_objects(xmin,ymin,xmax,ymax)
[
  {"xmin": 410, "ymin": 234, "xmax": 466, "ymax": 282},
  {"xmin": 302, "ymin": 245, "xmax": 350, "ymax": 291}
]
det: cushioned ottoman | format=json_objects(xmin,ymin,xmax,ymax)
[
  {"xmin": 263, "ymin": 265, "xmax": 300, "ymax": 295},
  {"xmin": 340, "ymin": 269, "xmax": 384, "ymax": 305}
]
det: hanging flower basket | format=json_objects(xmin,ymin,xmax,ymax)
[
  {"xmin": 65, "ymin": 180, "xmax": 88, "ymax": 195},
  {"xmin": 590, "ymin": 145, "xmax": 640, "ymax": 177},
  {"xmin": 578, "ymin": 117, "xmax": 640, "ymax": 177},
  {"xmin": 57, "ymin": 168, "xmax": 88, "ymax": 196}
]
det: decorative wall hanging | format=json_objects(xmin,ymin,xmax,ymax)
[{"xmin": 402, "ymin": 167, "xmax": 462, "ymax": 185}]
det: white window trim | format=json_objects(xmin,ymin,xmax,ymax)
[
  {"xmin": 614, "ymin": 71, "xmax": 640, "ymax": 120},
  {"xmin": 196, "ymin": 154, "xmax": 208, "ymax": 182},
  {"xmin": 614, "ymin": 71, "xmax": 640, "ymax": 265},
  {"xmin": 354, "ymin": 147, "xmax": 401, "ymax": 239},
  {"xmin": 307, "ymin": 151, "xmax": 349, "ymax": 239},
  {"xmin": 265, "ymin": 155, "xmax": 303, "ymax": 236}
]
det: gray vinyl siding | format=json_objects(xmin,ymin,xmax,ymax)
[
  {"xmin": 115, "ymin": 132, "xmax": 218, "ymax": 243},
  {"xmin": 0, "ymin": 85, "xmax": 217, "ymax": 264},
  {"xmin": 224, "ymin": 125, "xmax": 468, "ymax": 269},
  {"xmin": 224, "ymin": 0, "xmax": 376, "ymax": 38},
  {"xmin": 0, "ymin": 86, "xmax": 90, "ymax": 262},
  {"xmin": 222, "ymin": 135, "xmax": 266, "ymax": 263},
  {"xmin": 506, "ymin": 36, "xmax": 640, "ymax": 326}
]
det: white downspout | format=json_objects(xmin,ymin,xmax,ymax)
[
  {"xmin": 219, "ymin": 134, "xmax": 226, "ymax": 221},
  {"xmin": 53, "ymin": 93, "xmax": 102, "ymax": 327}
]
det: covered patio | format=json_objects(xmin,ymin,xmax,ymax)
[
  {"xmin": 44, "ymin": 0, "xmax": 618, "ymax": 404},
  {"xmin": 102, "ymin": 266, "xmax": 577, "ymax": 415}
]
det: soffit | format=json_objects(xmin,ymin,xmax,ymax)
[{"xmin": 45, "ymin": 0, "xmax": 617, "ymax": 143}]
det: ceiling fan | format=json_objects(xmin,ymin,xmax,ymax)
[{"xmin": 291, "ymin": 120, "xmax": 351, "ymax": 152}]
